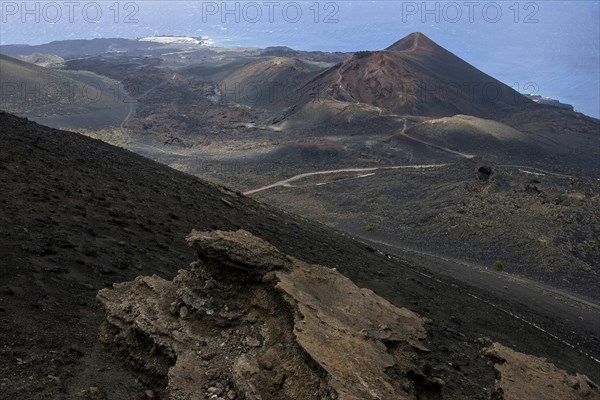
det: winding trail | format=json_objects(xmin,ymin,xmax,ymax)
[
  {"xmin": 410, "ymin": 32, "xmax": 420, "ymax": 51},
  {"xmin": 120, "ymin": 79, "xmax": 172, "ymax": 128},
  {"xmin": 244, "ymin": 116, "xmax": 584, "ymax": 196},
  {"xmin": 245, "ymin": 117, "xmax": 469, "ymax": 196},
  {"xmin": 120, "ymin": 98, "xmax": 136, "ymax": 129},
  {"xmin": 334, "ymin": 66, "xmax": 357, "ymax": 103},
  {"xmin": 499, "ymin": 164, "xmax": 577, "ymax": 179},
  {"xmin": 396, "ymin": 118, "xmax": 476, "ymax": 159},
  {"xmin": 243, "ymin": 164, "xmax": 449, "ymax": 195}
]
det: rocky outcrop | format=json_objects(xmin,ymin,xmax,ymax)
[
  {"xmin": 97, "ymin": 230, "xmax": 431, "ymax": 400},
  {"xmin": 97, "ymin": 229, "xmax": 600, "ymax": 400},
  {"xmin": 482, "ymin": 340, "xmax": 600, "ymax": 400}
]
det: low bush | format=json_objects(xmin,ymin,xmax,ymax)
[{"xmin": 492, "ymin": 260, "xmax": 504, "ymax": 272}]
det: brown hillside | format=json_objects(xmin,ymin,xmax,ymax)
[{"xmin": 285, "ymin": 32, "xmax": 534, "ymax": 119}]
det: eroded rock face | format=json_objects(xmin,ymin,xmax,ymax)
[
  {"xmin": 276, "ymin": 262, "xmax": 428, "ymax": 400},
  {"xmin": 97, "ymin": 230, "xmax": 431, "ymax": 400},
  {"xmin": 483, "ymin": 340, "xmax": 600, "ymax": 400},
  {"xmin": 96, "ymin": 230, "xmax": 600, "ymax": 399},
  {"xmin": 186, "ymin": 229, "xmax": 293, "ymax": 281}
]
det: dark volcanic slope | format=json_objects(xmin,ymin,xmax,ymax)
[
  {"xmin": 0, "ymin": 111, "xmax": 598, "ymax": 398},
  {"xmin": 0, "ymin": 54, "xmax": 117, "ymax": 113},
  {"xmin": 398, "ymin": 114, "xmax": 600, "ymax": 175},
  {"xmin": 220, "ymin": 56, "xmax": 321, "ymax": 106},
  {"xmin": 286, "ymin": 32, "xmax": 534, "ymax": 119},
  {"xmin": 0, "ymin": 54, "xmax": 129, "ymax": 130}
]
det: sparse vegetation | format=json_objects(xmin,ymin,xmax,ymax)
[
  {"xmin": 493, "ymin": 260, "xmax": 504, "ymax": 272},
  {"xmin": 360, "ymin": 200, "xmax": 369, "ymax": 207},
  {"xmin": 366, "ymin": 223, "xmax": 376, "ymax": 232}
]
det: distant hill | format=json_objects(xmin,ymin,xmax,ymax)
[
  {"xmin": 0, "ymin": 38, "xmax": 162, "ymax": 58},
  {"xmin": 397, "ymin": 114, "xmax": 600, "ymax": 175},
  {"xmin": 284, "ymin": 32, "xmax": 535, "ymax": 120},
  {"xmin": 0, "ymin": 53, "xmax": 128, "ymax": 129},
  {"xmin": 401, "ymin": 114, "xmax": 530, "ymax": 154},
  {"xmin": 260, "ymin": 46, "xmax": 300, "ymax": 57},
  {"xmin": 220, "ymin": 57, "xmax": 322, "ymax": 106}
]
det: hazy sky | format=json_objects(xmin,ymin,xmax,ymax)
[{"xmin": 1, "ymin": 1, "xmax": 599, "ymax": 117}]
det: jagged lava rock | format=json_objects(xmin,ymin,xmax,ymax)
[
  {"xmin": 97, "ymin": 230, "xmax": 430, "ymax": 400},
  {"xmin": 483, "ymin": 340, "xmax": 600, "ymax": 400},
  {"xmin": 186, "ymin": 229, "xmax": 293, "ymax": 281}
]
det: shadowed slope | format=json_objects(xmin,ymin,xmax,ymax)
[{"xmin": 0, "ymin": 53, "xmax": 128, "ymax": 129}]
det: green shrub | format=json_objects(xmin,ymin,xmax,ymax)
[
  {"xmin": 492, "ymin": 260, "xmax": 504, "ymax": 272},
  {"xmin": 365, "ymin": 223, "xmax": 376, "ymax": 232}
]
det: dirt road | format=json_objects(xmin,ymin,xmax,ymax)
[{"xmin": 244, "ymin": 164, "xmax": 450, "ymax": 195}]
